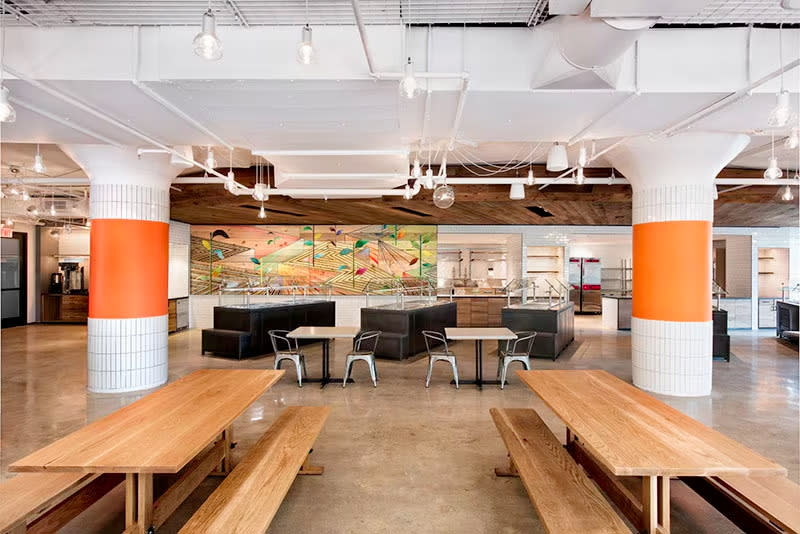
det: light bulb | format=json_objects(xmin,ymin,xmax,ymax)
[
  {"xmin": 412, "ymin": 158, "xmax": 422, "ymax": 178},
  {"xmin": 768, "ymin": 90, "xmax": 792, "ymax": 127},
  {"xmin": 764, "ymin": 157, "xmax": 783, "ymax": 180},
  {"xmin": 33, "ymin": 153, "xmax": 46, "ymax": 174},
  {"xmin": 5, "ymin": 219, "xmax": 12, "ymax": 227},
  {"xmin": 50, "ymin": 203, "xmax": 56, "ymax": 216},
  {"xmin": 193, "ymin": 9, "xmax": 222, "ymax": 61},
  {"xmin": 258, "ymin": 204, "xmax": 267, "ymax": 219},
  {"xmin": 297, "ymin": 25, "xmax": 314, "ymax": 65},
  {"xmin": 32, "ymin": 208, "xmax": 39, "ymax": 216},
  {"xmin": 9, "ymin": 187, "xmax": 18, "ymax": 196},
  {"xmin": 206, "ymin": 148, "xmax": 216, "ymax": 169},
  {"xmin": 527, "ymin": 168, "xmax": 535, "ymax": 186},
  {"xmin": 575, "ymin": 167, "xmax": 585, "ymax": 185},
  {"xmin": 781, "ymin": 185, "xmax": 794, "ymax": 202},
  {"xmin": 0, "ymin": 86, "xmax": 16, "ymax": 123},
  {"xmin": 577, "ymin": 145, "xmax": 588, "ymax": 167},
  {"xmin": 399, "ymin": 57, "xmax": 420, "ymax": 99},
  {"xmin": 21, "ymin": 190, "xmax": 30, "ymax": 201},
  {"xmin": 432, "ymin": 183, "xmax": 455, "ymax": 209},
  {"xmin": 785, "ymin": 128, "xmax": 799, "ymax": 150}
]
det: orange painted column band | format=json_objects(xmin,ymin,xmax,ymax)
[
  {"xmin": 632, "ymin": 220, "xmax": 711, "ymax": 322},
  {"xmin": 89, "ymin": 219, "xmax": 169, "ymax": 319}
]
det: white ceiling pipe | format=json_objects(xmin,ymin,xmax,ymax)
[
  {"xmin": 254, "ymin": 149, "xmax": 409, "ymax": 157},
  {"xmin": 281, "ymin": 173, "xmax": 406, "ymax": 179},
  {"xmin": 568, "ymin": 92, "xmax": 639, "ymax": 146},
  {"xmin": 1, "ymin": 64, "xmax": 250, "ymax": 191},
  {"xmin": 2, "ymin": 177, "xmax": 91, "ymax": 185},
  {"xmin": 10, "ymin": 96, "xmax": 125, "ymax": 148},
  {"xmin": 447, "ymin": 78, "xmax": 470, "ymax": 151}
]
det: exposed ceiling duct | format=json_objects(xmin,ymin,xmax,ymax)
[{"xmin": 531, "ymin": 8, "xmax": 655, "ymax": 89}]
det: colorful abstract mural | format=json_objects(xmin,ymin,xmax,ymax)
[{"xmin": 190, "ymin": 225, "xmax": 437, "ymax": 295}]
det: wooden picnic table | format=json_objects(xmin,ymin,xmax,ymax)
[
  {"xmin": 518, "ymin": 369, "xmax": 787, "ymax": 534},
  {"xmin": 9, "ymin": 368, "xmax": 283, "ymax": 534}
]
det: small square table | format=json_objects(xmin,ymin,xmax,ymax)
[
  {"xmin": 288, "ymin": 326, "xmax": 360, "ymax": 388},
  {"xmin": 444, "ymin": 327, "xmax": 517, "ymax": 388}
]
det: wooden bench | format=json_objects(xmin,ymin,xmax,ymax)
[
  {"xmin": 0, "ymin": 472, "xmax": 123, "ymax": 534},
  {"xmin": 490, "ymin": 408, "xmax": 631, "ymax": 534},
  {"xmin": 682, "ymin": 474, "xmax": 800, "ymax": 534},
  {"xmin": 179, "ymin": 405, "xmax": 330, "ymax": 533}
]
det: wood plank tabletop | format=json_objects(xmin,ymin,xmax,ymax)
[
  {"xmin": 445, "ymin": 327, "xmax": 517, "ymax": 340},
  {"xmin": 288, "ymin": 326, "xmax": 360, "ymax": 339},
  {"xmin": 518, "ymin": 369, "xmax": 787, "ymax": 477},
  {"xmin": 9, "ymin": 369, "xmax": 283, "ymax": 474}
]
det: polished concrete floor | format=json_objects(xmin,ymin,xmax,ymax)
[{"xmin": 1, "ymin": 316, "xmax": 798, "ymax": 533}]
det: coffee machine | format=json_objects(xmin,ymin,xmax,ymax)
[
  {"xmin": 48, "ymin": 272, "xmax": 63, "ymax": 294},
  {"xmin": 59, "ymin": 262, "xmax": 85, "ymax": 294}
]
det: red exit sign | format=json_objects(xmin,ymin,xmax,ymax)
[{"xmin": 0, "ymin": 227, "xmax": 12, "ymax": 238}]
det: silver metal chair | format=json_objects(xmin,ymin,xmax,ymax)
[
  {"xmin": 342, "ymin": 330, "xmax": 381, "ymax": 387},
  {"xmin": 269, "ymin": 329, "xmax": 307, "ymax": 387},
  {"xmin": 497, "ymin": 331, "xmax": 537, "ymax": 389},
  {"xmin": 422, "ymin": 330, "xmax": 459, "ymax": 389}
]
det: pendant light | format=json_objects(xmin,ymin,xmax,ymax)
[
  {"xmin": 768, "ymin": 24, "xmax": 793, "ymax": 128},
  {"xmin": 433, "ymin": 181, "xmax": 455, "ymax": 209},
  {"xmin": 193, "ymin": 1, "xmax": 222, "ymax": 61},
  {"xmin": 21, "ymin": 189, "xmax": 30, "ymax": 201},
  {"xmin": 780, "ymin": 185, "xmax": 794, "ymax": 202},
  {"xmin": 5, "ymin": 219, "xmax": 12, "ymax": 227},
  {"xmin": 764, "ymin": 133, "xmax": 783, "ymax": 180},
  {"xmin": 258, "ymin": 202, "xmax": 267, "ymax": 219},
  {"xmin": 206, "ymin": 147, "xmax": 216, "ymax": 169},
  {"xmin": 33, "ymin": 144, "xmax": 46, "ymax": 174},
  {"xmin": 527, "ymin": 165, "xmax": 535, "ymax": 186},
  {"xmin": 412, "ymin": 157, "xmax": 422, "ymax": 178},
  {"xmin": 424, "ymin": 167, "xmax": 434, "ymax": 189},
  {"xmin": 546, "ymin": 142, "xmax": 568, "ymax": 172},
  {"xmin": 400, "ymin": 57, "xmax": 420, "ymax": 99},
  {"xmin": 297, "ymin": 0, "xmax": 314, "ymax": 65},
  {"xmin": 509, "ymin": 183, "xmax": 525, "ymax": 200},
  {"xmin": 577, "ymin": 143, "xmax": 588, "ymax": 167},
  {"xmin": 575, "ymin": 166, "xmax": 585, "ymax": 185},
  {"xmin": 0, "ymin": 86, "xmax": 15, "ymax": 123},
  {"xmin": 786, "ymin": 128, "xmax": 800, "ymax": 150}
]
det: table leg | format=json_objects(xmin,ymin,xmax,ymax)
[
  {"xmin": 125, "ymin": 473, "xmax": 137, "ymax": 528},
  {"xmin": 137, "ymin": 473, "xmax": 153, "ymax": 534},
  {"xmin": 321, "ymin": 339, "xmax": 329, "ymax": 388},
  {"xmin": 641, "ymin": 475, "xmax": 670, "ymax": 534},
  {"xmin": 221, "ymin": 425, "xmax": 234, "ymax": 474}
]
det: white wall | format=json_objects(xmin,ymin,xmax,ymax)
[{"xmin": 168, "ymin": 221, "xmax": 190, "ymax": 299}]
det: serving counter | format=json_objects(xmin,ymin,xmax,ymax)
[
  {"xmin": 601, "ymin": 294, "xmax": 631, "ymax": 330},
  {"xmin": 437, "ymin": 295, "xmax": 521, "ymax": 327},
  {"xmin": 776, "ymin": 300, "xmax": 799, "ymax": 343},
  {"xmin": 202, "ymin": 300, "xmax": 335, "ymax": 359},
  {"xmin": 40, "ymin": 293, "xmax": 88, "ymax": 323},
  {"xmin": 501, "ymin": 302, "xmax": 574, "ymax": 360},
  {"xmin": 361, "ymin": 300, "xmax": 457, "ymax": 360}
]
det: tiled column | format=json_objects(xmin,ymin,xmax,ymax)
[
  {"xmin": 61, "ymin": 145, "xmax": 178, "ymax": 393},
  {"xmin": 609, "ymin": 133, "xmax": 749, "ymax": 397}
]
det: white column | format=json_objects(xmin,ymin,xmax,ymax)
[
  {"xmin": 609, "ymin": 132, "xmax": 749, "ymax": 397},
  {"xmin": 62, "ymin": 145, "xmax": 180, "ymax": 393}
]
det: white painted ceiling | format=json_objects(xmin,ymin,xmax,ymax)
[{"xmin": 1, "ymin": 1, "xmax": 800, "ymax": 188}]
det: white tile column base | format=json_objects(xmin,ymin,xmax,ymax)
[
  {"xmin": 87, "ymin": 315, "xmax": 168, "ymax": 393},
  {"xmin": 631, "ymin": 317, "xmax": 712, "ymax": 397}
]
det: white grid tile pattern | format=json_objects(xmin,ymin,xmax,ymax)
[
  {"xmin": 631, "ymin": 317, "xmax": 713, "ymax": 397},
  {"xmin": 3, "ymin": 0, "xmax": 549, "ymax": 26},
  {"xmin": 632, "ymin": 183, "xmax": 715, "ymax": 225},
  {"xmin": 90, "ymin": 183, "xmax": 170, "ymax": 222},
  {"xmin": 87, "ymin": 315, "xmax": 169, "ymax": 393},
  {"xmin": 660, "ymin": 1, "xmax": 800, "ymax": 25}
]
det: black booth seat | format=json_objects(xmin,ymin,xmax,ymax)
[{"xmin": 202, "ymin": 301, "xmax": 335, "ymax": 359}]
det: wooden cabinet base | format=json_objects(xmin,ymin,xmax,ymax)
[{"xmin": 40, "ymin": 294, "xmax": 88, "ymax": 324}]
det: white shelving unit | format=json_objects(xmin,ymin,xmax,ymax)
[{"xmin": 526, "ymin": 246, "xmax": 564, "ymax": 284}]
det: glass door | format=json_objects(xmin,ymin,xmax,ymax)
[{"xmin": 2, "ymin": 233, "xmax": 27, "ymax": 328}]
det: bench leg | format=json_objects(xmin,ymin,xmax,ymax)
[
  {"xmin": 137, "ymin": 473, "xmax": 153, "ymax": 534},
  {"xmin": 126, "ymin": 474, "xmax": 137, "ymax": 528},
  {"xmin": 221, "ymin": 425, "xmax": 234, "ymax": 474},
  {"xmin": 298, "ymin": 450, "xmax": 324, "ymax": 475},
  {"xmin": 642, "ymin": 475, "xmax": 670, "ymax": 534},
  {"xmin": 494, "ymin": 454, "xmax": 520, "ymax": 477}
]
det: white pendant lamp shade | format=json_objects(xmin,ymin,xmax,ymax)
[
  {"xmin": 33, "ymin": 148, "xmax": 46, "ymax": 175},
  {"xmin": 781, "ymin": 185, "xmax": 794, "ymax": 202},
  {"xmin": 764, "ymin": 157, "xmax": 783, "ymax": 180},
  {"xmin": 433, "ymin": 183, "xmax": 455, "ymax": 209},
  {"xmin": 399, "ymin": 58, "xmax": 420, "ymax": 99},
  {"xmin": 509, "ymin": 183, "xmax": 525, "ymax": 200},
  {"xmin": 424, "ymin": 167, "xmax": 434, "ymax": 189},
  {"xmin": 193, "ymin": 9, "xmax": 223, "ymax": 61},
  {"xmin": 768, "ymin": 90, "xmax": 793, "ymax": 127},
  {"xmin": 0, "ymin": 86, "xmax": 16, "ymax": 123},
  {"xmin": 546, "ymin": 143, "xmax": 568, "ymax": 172},
  {"xmin": 527, "ymin": 168, "xmax": 535, "ymax": 186},
  {"xmin": 206, "ymin": 148, "xmax": 216, "ymax": 169},
  {"xmin": 297, "ymin": 25, "xmax": 315, "ymax": 65},
  {"xmin": 252, "ymin": 182, "xmax": 269, "ymax": 202}
]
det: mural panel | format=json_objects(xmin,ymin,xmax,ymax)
[{"xmin": 190, "ymin": 225, "xmax": 437, "ymax": 295}]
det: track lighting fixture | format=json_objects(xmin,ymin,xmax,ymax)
[
  {"xmin": 193, "ymin": 3, "xmax": 222, "ymax": 61},
  {"xmin": 0, "ymin": 86, "xmax": 16, "ymax": 123},
  {"xmin": 33, "ymin": 144, "xmax": 46, "ymax": 174},
  {"xmin": 297, "ymin": 25, "xmax": 315, "ymax": 65},
  {"xmin": 399, "ymin": 57, "xmax": 420, "ymax": 99},
  {"xmin": 546, "ymin": 143, "xmax": 568, "ymax": 172}
]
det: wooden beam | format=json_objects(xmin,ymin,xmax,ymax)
[{"xmin": 26, "ymin": 474, "xmax": 123, "ymax": 534}]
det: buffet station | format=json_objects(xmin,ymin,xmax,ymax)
[
  {"xmin": 501, "ymin": 302, "xmax": 575, "ymax": 360},
  {"xmin": 360, "ymin": 300, "xmax": 457, "ymax": 359}
]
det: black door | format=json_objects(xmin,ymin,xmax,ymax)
[{"xmin": 1, "ymin": 232, "xmax": 28, "ymax": 328}]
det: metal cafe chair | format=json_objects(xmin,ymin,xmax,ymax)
[
  {"xmin": 343, "ymin": 330, "xmax": 382, "ymax": 387},
  {"xmin": 497, "ymin": 331, "xmax": 537, "ymax": 389},
  {"xmin": 269, "ymin": 329, "xmax": 308, "ymax": 387},
  {"xmin": 422, "ymin": 330, "xmax": 459, "ymax": 389}
]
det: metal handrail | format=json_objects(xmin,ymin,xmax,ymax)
[{"xmin": 218, "ymin": 284, "xmax": 333, "ymax": 306}]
